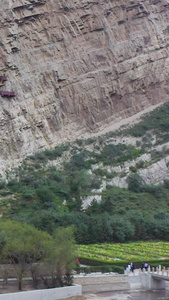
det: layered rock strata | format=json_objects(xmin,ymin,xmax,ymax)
[{"xmin": 0, "ymin": 0, "xmax": 169, "ymax": 169}]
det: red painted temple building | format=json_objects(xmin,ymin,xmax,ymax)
[{"xmin": 0, "ymin": 75, "xmax": 16, "ymax": 97}]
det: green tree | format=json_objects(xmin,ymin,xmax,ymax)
[
  {"xmin": 86, "ymin": 199, "xmax": 102, "ymax": 215},
  {"xmin": 110, "ymin": 216, "xmax": 135, "ymax": 242},
  {"xmin": 43, "ymin": 226, "xmax": 76, "ymax": 287},
  {"xmin": 66, "ymin": 169, "xmax": 92, "ymax": 211},
  {"xmin": 89, "ymin": 213, "xmax": 113, "ymax": 243},
  {"xmin": 127, "ymin": 173, "xmax": 144, "ymax": 193},
  {"xmin": 126, "ymin": 210, "xmax": 146, "ymax": 240},
  {"xmin": 0, "ymin": 220, "xmax": 52, "ymax": 290},
  {"xmin": 36, "ymin": 186, "xmax": 56, "ymax": 208}
]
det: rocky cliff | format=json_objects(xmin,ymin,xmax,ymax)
[{"xmin": 0, "ymin": 0, "xmax": 169, "ymax": 170}]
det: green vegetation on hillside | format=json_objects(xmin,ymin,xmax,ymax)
[
  {"xmin": 125, "ymin": 102, "xmax": 169, "ymax": 143},
  {"xmin": 0, "ymin": 102, "xmax": 169, "ymax": 244}
]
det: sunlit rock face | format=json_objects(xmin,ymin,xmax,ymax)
[{"xmin": 0, "ymin": 0, "xmax": 169, "ymax": 169}]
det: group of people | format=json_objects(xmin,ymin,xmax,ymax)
[
  {"xmin": 126, "ymin": 262, "xmax": 136, "ymax": 272},
  {"xmin": 126, "ymin": 262, "xmax": 149, "ymax": 272},
  {"xmin": 141, "ymin": 262, "xmax": 149, "ymax": 271}
]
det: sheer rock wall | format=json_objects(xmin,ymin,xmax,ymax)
[{"xmin": 0, "ymin": 0, "xmax": 169, "ymax": 169}]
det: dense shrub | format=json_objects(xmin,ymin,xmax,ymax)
[
  {"xmin": 125, "ymin": 102, "xmax": 169, "ymax": 141},
  {"xmin": 75, "ymin": 265, "xmax": 124, "ymax": 274},
  {"xmin": 110, "ymin": 216, "xmax": 135, "ymax": 242},
  {"xmin": 0, "ymin": 180, "xmax": 6, "ymax": 189},
  {"xmin": 127, "ymin": 173, "xmax": 144, "ymax": 193}
]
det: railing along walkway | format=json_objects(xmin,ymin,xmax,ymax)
[
  {"xmin": 127, "ymin": 266, "xmax": 169, "ymax": 290},
  {"xmin": 127, "ymin": 266, "xmax": 169, "ymax": 280}
]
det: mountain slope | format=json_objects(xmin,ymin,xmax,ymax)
[{"xmin": 0, "ymin": 0, "xmax": 169, "ymax": 170}]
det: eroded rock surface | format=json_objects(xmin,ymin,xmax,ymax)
[{"xmin": 0, "ymin": 0, "xmax": 169, "ymax": 169}]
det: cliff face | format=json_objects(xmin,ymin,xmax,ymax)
[{"xmin": 0, "ymin": 0, "xmax": 169, "ymax": 170}]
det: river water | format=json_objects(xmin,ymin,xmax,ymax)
[
  {"xmin": 96, "ymin": 289, "xmax": 169, "ymax": 300},
  {"xmin": 125, "ymin": 290, "xmax": 169, "ymax": 300}
]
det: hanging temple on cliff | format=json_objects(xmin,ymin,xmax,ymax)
[{"xmin": 0, "ymin": 75, "xmax": 15, "ymax": 97}]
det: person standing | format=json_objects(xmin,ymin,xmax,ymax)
[
  {"xmin": 144, "ymin": 262, "xmax": 148, "ymax": 271},
  {"xmin": 141, "ymin": 262, "xmax": 145, "ymax": 271},
  {"xmin": 130, "ymin": 262, "xmax": 135, "ymax": 272}
]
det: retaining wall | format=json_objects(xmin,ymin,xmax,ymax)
[
  {"xmin": 73, "ymin": 274, "xmax": 129, "ymax": 293},
  {"xmin": 73, "ymin": 274, "xmax": 128, "ymax": 285},
  {"xmin": 128, "ymin": 273, "xmax": 166, "ymax": 290},
  {"xmin": 0, "ymin": 284, "xmax": 82, "ymax": 300}
]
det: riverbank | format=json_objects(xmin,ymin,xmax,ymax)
[
  {"xmin": 1, "ymin": 271, "xmax": 169, "ymax": 300},
  {"xmin": 73, "ymin": 272, "xmax": 169, "ymax": 300}
]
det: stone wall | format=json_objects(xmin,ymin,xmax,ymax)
[{"xmin": 0, "ymin": 285, "xmax": 82, "ymax": 300}]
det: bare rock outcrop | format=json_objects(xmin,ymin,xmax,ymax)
[
  {"xmin": 139, "ymin": 156, "xmax": 169, "ymax": 185},
  {"xmin": 0, "ymin": 0, "xmax": 169, "ymax": 170}
]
